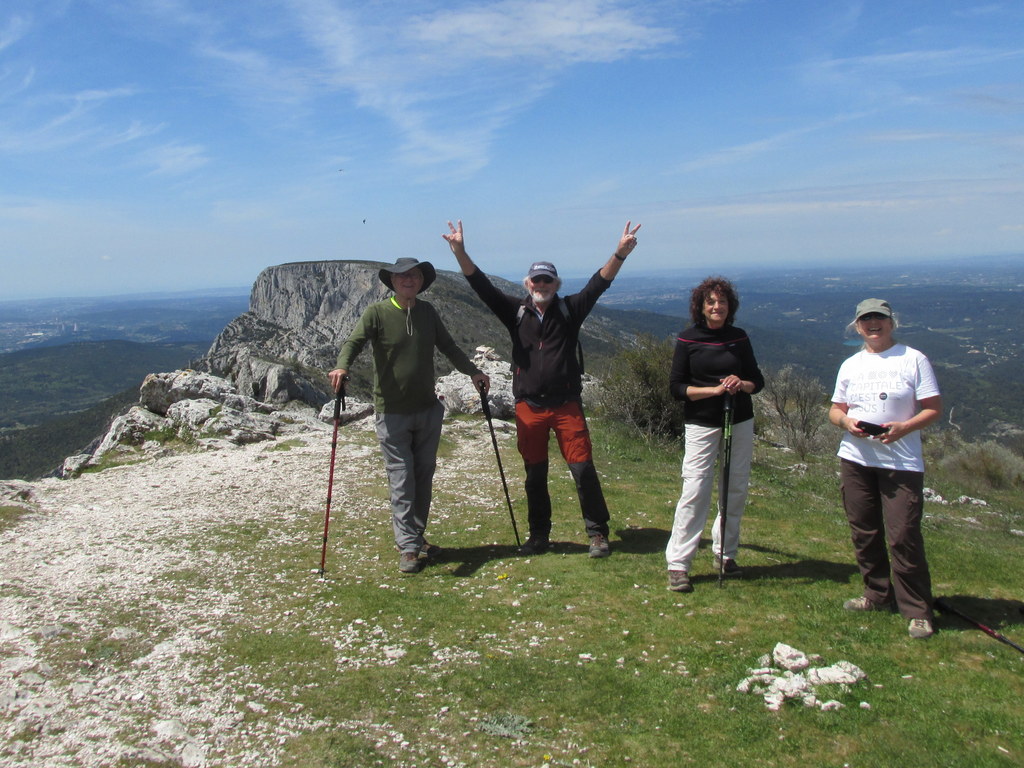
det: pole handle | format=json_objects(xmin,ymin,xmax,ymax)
[{"xmin": 477, "ymin": 378, "xmax": 491, "ymax": 418}]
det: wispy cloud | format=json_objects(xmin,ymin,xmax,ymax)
[
  {"xmin": 0, "ymin": 13, "xmax": 30, "ymax": 51},
  {"xmin": 677, "ymin": 112, "xmax": 869, "ymax": 172},
  {"xmin": 142, "ymin": 142, "xmax": 209, "ymax": 176},
  {"xmin": 281, "ymin": 0, "xmax": 677, "ymax": 177},
  {"xmin": 407, "ymin": 0, "xmax": 675, "ymax": 63},
  {"xmin": 815, "ymin": 46, "xmax": 1024, "ymax": 80}
]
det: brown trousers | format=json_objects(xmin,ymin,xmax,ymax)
[{"xmin": 839, "ymin": 459, "xmax": 933, "ymax": 621}]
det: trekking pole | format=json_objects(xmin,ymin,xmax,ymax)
[
  {"xmin": 477, "ymin": 379, "xmax": 521, "ymax": 547},
  {"xmin": 318, "ymin": 377, "xmax": 348, "ymax": 578},
  {"xmin": 718, "ymin": 392, "xmax": 734, "ymax": 588},
  {"xmin": 934, "ymin": 597, "xmax": 1024, "ymax": 656}
]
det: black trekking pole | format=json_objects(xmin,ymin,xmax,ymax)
[
  {"xmin": 318, "ymin": 378, "xmax": 348, "ymax": 578},
  {"xmin": 934, "ymin": 597, "xmax": 1024, "ymax": 656},
  {"xmin": 718, "ymin": 392, "xmax": 734, "ymax": 588},
  {"xmin": 477, "ymin": 380, "xmax": 521, "ymax": 547}
]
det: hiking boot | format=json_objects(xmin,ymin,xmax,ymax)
[
  {"xmin": 518, "ymin": 536, "xmax": 549, "ymax": 556},
  {"xmin": 399, "ymin": 551, "xmax": 424, "ymax": 573},
  {"xmin": 419, "ymin": 541, "xmax": 442, "ymax": 560},
  {"xmin": 843, "ymin": 596, "xmax": 894, "ymax": 612},
  {"xmin": 713, "ymin": 555, "xmax": 742, "ymax": 576},
  {"xmin": 588, "ymin": 535, "xmax": 610, "ymax": 558},
  {"xmin": 908, "ymin": 618, "xmax": 934, "ymax": 639},
  {"xmin": 668, "ymin": 570, "xmax": 692, "ymax": 593}
]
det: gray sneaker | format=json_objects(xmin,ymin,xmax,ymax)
[
  {"xmin": 843, "ymin": 596, "xmax": 894, "ymax": 612},
  {"xmin": 399, "ymin": 551, "xmax": 424, "ymax": 573},
  {"xmin": 588, "ymin": 535, "xmax": 610, "ymax": 558},
  {"xmin": 668, "ymin": 570, "xmax": 692, "ymax": 593},
  {"xmin": 908, "ymin": 618, "xmax": 934, "ymax": 639}
]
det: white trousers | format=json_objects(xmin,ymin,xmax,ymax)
[{"xmin": 665, "ymin": 419, "xmax": 754, "ymax": 571}]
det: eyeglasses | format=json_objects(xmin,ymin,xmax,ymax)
[
  {"xmin": 530, "ymin": 275, "xmax": 554, "ymax": 284},
  {"xmin": 858, "ymin": 312, "xmax": 888, "ymax": 321}
]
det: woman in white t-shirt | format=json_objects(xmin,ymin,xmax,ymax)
[{"xmin": 829, "ymin": 298, "xmax": 943, "ymax": 640}]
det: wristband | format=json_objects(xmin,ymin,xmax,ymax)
[{"xmin": 613, "ymin": 252, "xmax": 627, "ymax": 261}]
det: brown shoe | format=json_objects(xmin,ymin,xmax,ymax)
[
  {"xmin": 843, "ymin": 596, "xmax": 894, "ymax": 612},
  {"xmin": 588, "ymin": 535, "xmax": 610, "ymax": 558},
  {"xmin": 399, "ymin": 551, "xmax": 424, "ymax": 573},
  {"xmin": 668, "ymin": 570, "xmax": 692, "ymax": 592}
]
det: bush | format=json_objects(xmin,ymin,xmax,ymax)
[
  {"xmin": 593, "ymin": 334, "xmax": 684, "ymax": 442},
  {"xmin": 754, "ymin": 365, "xmax": 831, "ymax": 459},
  {"xmin": 936, "ymin": 439, "xmax": 1024, "ymax": 492}
]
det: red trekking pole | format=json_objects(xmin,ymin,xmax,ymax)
[{"xmin": 318, "ymin": 379, "xmax": 347, "ymax": 577}]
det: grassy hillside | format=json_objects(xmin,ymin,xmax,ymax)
[
  {"xmin": 7, "ymin": 413, "xmax": 1020, "ymax": 766},
  {"xmin": 195, "ymin": 422, "xmax": 1024, "ymax": 766}
]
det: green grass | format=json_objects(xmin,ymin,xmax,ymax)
[
  {"xmin": 213, "ymin": 421, "xmax": 1024, "ymax": 766},
  {"xmin": 10, "ymin": 418, "xmax": 1023, "ymax": 767}
]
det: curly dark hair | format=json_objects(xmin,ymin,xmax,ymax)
[{"xmin": 690, "ymin": 276, "xmax": 739, "ymax": 327}]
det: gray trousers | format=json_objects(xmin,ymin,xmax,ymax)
[{"xmin": 374, "ymin": 401, "xmax": 445, "ymax": 554}]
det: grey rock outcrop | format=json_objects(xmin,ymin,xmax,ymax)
[
  {"xmin": 64, "ymin": 370, "xmax": 325, "ymax": 476},
  {"xmin": 202, "ymin": 260, "xmax": 392, "ymax": 407}
]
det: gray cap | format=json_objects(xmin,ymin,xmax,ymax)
[
  {"xmin": 526, "ymin": 261, "xmax": 558, "ymax": 280},
  {"xmin": 855, "ymin": 298, "xmax": 892, "ymax": 320},
  {"xmin": 379, "ymin": 258, "xmax": 436, "ymax": 293}
]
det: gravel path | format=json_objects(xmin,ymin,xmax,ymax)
[{"xmin": 0, "ymin": 412, "xmax": 503, "ymax": 767}]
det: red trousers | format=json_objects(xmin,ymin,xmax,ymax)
[{"xmin": 515, "ymin": 400, "xmax": 594, "ymax": 465}]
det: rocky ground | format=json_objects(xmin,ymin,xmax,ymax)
[{"xmin": 0, "ymin": 404, "xmax": 506, "ymax": 767}]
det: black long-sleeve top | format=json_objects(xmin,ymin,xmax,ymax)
[{"xmin": 669, "ymin": 323, "xmax": 764, "ymax": 427}]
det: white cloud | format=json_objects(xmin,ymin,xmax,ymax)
[{"xmin": 143, "ymin": 142, "xmax": 209, "ymax": 176}]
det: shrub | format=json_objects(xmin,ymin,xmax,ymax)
[
  {"xmin": 936, "ymin": 439, "xmax": 1024, "ymax": 492},
  {"xmin": 592, "ymin": 334, "xmax": 684, "ymax": 442},
  {"xmin": 755, "ymin": 365, "xmax": 831, "ymax": 460}
]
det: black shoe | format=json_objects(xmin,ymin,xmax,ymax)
[
  {"xmin": 518, "ymin": 536, "xmax": 549, "ymax": 556},
  {"xmin": 713, "ymin": 555, "xmax": 742, "ymax": 576},
  {"xmin": 419, "ymin": 541, "xmax": 442, "ymax": 560}
]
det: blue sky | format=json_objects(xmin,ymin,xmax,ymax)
[{"xmin": 2, "ymin": 0, "xmax": 1023, "ymax": 299}]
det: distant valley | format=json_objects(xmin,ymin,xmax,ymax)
[{"xmin": 1, "ymin": 258, "xmax": 1022, "ymax": 480}]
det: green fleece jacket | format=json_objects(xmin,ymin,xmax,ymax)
[{"xmin": 336, "ymin": 297, "xmax": 481, "ymax": 414}]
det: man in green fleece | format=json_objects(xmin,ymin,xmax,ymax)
[{"xmin": 329, "ymin": 258, "xmax": 489, "ymax": 574}]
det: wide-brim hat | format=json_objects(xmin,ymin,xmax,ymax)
[
  {"xmin": 854, "ymin": 298, "xmax": 893, "ymax": 320},
  {"xmin": 379, "ymin": 258, "xmax": 436, "ymax": 293}
]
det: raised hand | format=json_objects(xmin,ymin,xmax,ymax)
[{"xmin": 616, "ymin": 221, "xmax": 641, "ymax": 258}]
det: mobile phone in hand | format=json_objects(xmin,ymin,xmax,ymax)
[{"xmin": 856, "ymin": 420, "xmax": 890, "ymax": 436}]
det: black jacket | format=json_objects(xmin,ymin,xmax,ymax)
[
  {"xmin": 669, "ymin": 323, "xmax": 764, "ymax": 427},
  {"xmin": 466, "ymin": 268, "xmax": 610, "ymax": 406}
]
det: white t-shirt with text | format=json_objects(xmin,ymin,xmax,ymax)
[{"xmin": 831, "ymin": 344, "xmax": 940, "ymax": 472}]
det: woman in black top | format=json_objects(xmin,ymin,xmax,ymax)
[{"xmin": 665, "ymin": 276, "xmax": 764, "ymax": 592}]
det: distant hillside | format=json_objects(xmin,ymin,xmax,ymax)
[
  {"xmin": 0, "ymin": 387, "xmax": 138, "ymax": 480},
  {"xmin": 0, "ymin": 340, "xmax": 207, "ymax": 431},
  {"xmin": 602, "ymin": 265, "xmax": 1024, "ymax": 441}
]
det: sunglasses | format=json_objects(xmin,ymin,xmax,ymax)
[
  {"xmin": 530, "ymin": 275, "xmax": 554, "ymax": 284},
  {"xmin": 858, "ymin": 312, "xmax": 889, "ymax": 321}
]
